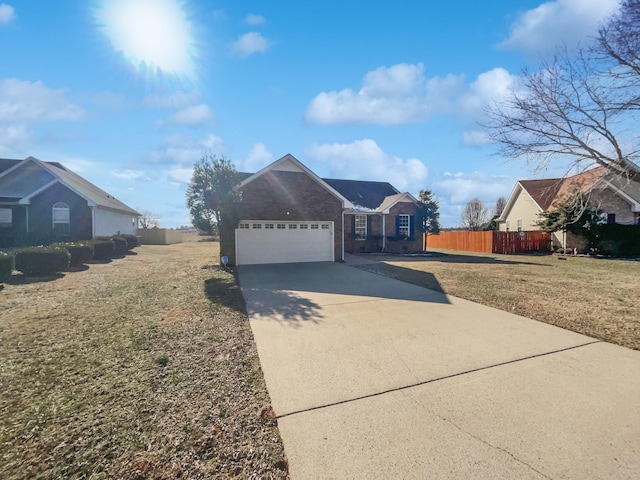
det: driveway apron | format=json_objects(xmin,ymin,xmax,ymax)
[{"xmin": 238, "ymin": 262, "xmax": 640, "ymax": 479}]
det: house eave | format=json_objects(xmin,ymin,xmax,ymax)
[{"xmin": 236, "ymin": 154, "xmax": 355, "ymax": 209}]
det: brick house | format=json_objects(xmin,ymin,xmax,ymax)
[
  {"xmin": 225, "ymin": 154, "xmax": 423, "ymax": 265},
  {"xmin": 0, "ymin": 156, "xmax": 139, "ymax": 247}
]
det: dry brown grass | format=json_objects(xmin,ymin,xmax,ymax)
[
  {"xmin": 361, "ymin": 250, "xmax": 640, "ymax": 351},
  {"xmin": 0, "ymin": 239, "xmax": 288, "ymax": 479}
]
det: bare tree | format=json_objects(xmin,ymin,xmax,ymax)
[
  {"xmin": 138, "ymin": 210, "xmax": 160, "ymax": 229},
  {"xmin": 494, "ymin": 196, "xmax": 507, "ymax": 218},
  {"xmin": 485, "ymin": 0, "xmax": 640, "ymax": 178},
  {"xmin": 461, "ymin": 198, "xmax": 489, "ymax": 231}
]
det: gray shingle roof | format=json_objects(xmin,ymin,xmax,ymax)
[
  {"xmin": 320, "ymin": 178, "xmax": 399, "ymax": 209},
  {"xmin": 0, "ymin": 157, "xmax": 139, "ymax": 215}
]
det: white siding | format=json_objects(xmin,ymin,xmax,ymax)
[{"xmin": 93, "ymin": 208, "xmax": 138, "ymax": 237}]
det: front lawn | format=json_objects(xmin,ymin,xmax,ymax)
[
  {"xmin": 0, "ymin": 239, "xmax": 288, "ymax": 479},
  {"xmin": 361, "ymin": 250, "xmax": 639, "ymax": 351}
]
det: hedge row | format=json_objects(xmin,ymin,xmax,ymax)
[
  {"xmin": 14, "ymin": 246, "xmax": 71, "ymax": 276},
  {"xmin": 1, "ymin": 234, "xmax": 140, "ymax": 277},
  {"xmin": 0, "ymin": 252, "xmax": 13, "ymax": 282}
]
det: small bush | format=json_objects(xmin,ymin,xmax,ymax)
[
  {"xmin": 52, "ymin": 242, "xmax": 94, "ymax": 266},
  {"xmin": 118, "ymin": 234, "xmax": 139, "ymax": 249},
  {"xmin": 14, "ymin": 246, "xmax": 70, "ymax": 275},
  {"xmin": 154, "ymin": 354, "xmax": 169, "ymax": 367},
  {"xmin": 90, "ymin": 239, "xmax": 115, "ymax": 260},
  {"xmin": 0, "ymin": 252, "xmax": 13, "ymax": 282},
  {"xmin": 111, "ymin": 237, "xmax": 129, "ymax": 256}
]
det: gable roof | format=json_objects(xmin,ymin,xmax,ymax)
[
  {"xmin": 0, "ymin": 156, "xmax": 139, "ymax": 215},
  {"xmin": 0, "ymin": 158, "xmax": 20, "ymax": 175},
  {"xmin": 517, "ymin": 178, "xmax": 564, "ymax": 211},
  {"xmin": 376, "ymin": 192, "xmax": 419, "ymax": 213},
  {"xmin": 322, "ymin": 178, "xmax": 398, "ymax": 210},
  {"xmin": 236, "ymin": 154, "xmax": 355, "ymax": 208},
  {"xmin": 500, "ymin": 166, "xmax": 640, "ymax": 221}
]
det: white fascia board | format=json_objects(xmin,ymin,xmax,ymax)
[
  {"xmin": 19, "ymin": 179, "xmax": 98, "ymax": 207},
  {"xmin": 0, "ymin": 157, "xmax": 33, "ymax": 180},
  {"xmin": 377, "ymin": 192, "xmax": 419, "ymax": 214}
]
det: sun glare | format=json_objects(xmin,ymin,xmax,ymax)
[{"xmin": 95, "ymin": 0, "xmax": 196, "ymax": 80}]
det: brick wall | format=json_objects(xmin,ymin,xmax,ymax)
[
  {"xmin": 228, "ymin": 171, "xmax": 343, "ymax": 263},
  {"xmin": 384, "ymin": 202, "xmax": 423, "ymax": 254},
  {"xmin": 344, "ymin": 214, "xmax": 383, "ymax": 253}
]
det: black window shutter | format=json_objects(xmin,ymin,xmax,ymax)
[
  {"xmin": 351, "ymin": 215, "xmax": 355, "ymax": 233},
  {"xmin": 409, "ymin": 216, "xmax": 415, "ymax": 237},
  {"xmin": 367, "ymin": 216, "xmax": 372, "ymax": 237},
  {"xmin": 395, "ymin": 216, "xmax": 400, "ymax": 236}
]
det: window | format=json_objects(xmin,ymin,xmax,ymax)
[
  {"xmin": 355, "ymin": 215, "xmax": 367, "ymax": 240},
  {"xmin": 517, "ymin": 219, "xmax": 523, "ymax": 232},
  {"xmin": 300, "ymin": 224, "xmax": 308, "ymax": 229},
  {"xmin": 311, "ymin": 224, "xmax": 319, "ymax": 229},
  {"xmin": 265, "ymin": 223, "xmax": 274, "ymax": 229},
  {"xmin": 52, "ymin": 202, "xmax": 70, "ymax": 235},
  {"xmin": 607, "ymin": 213, "xmax": 616, "ymax": 224},
  {"xmin": 239, "ymin": 223, "xmax": 249, "ymax": 229},
  {"xmin": 505, "ymin": 220, "xmax": 510, "ymax": 232},
  {"xmin": 277, "ymin": 223, "xmax": 286, "ymax": 229},
  {"xmin": 288, "ymin": 224, "xmax": 297, "ymax": 229},
  {"xmin": 0, "ymin": 208, "xmax": 11, "ymax": 228},
  {"xmin": 252, "ymin": 223, "xmax": 262, "ymax": 229},
  {"xmin": 321, "ymin": 224, "xmax": 330, "ymax": 230},
  {"xmin": 398, "ymin": 214, "xmax": 410, "ymax": 237}
]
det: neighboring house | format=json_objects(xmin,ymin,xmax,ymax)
[
  {"xmin": 0, "ymin": 156, "xmax": 140, "ymax": 247},
  {"xmin": 498, "ymin": 167, "xmax": 640, "ymax": 247},
  {"xmin": 227, "ymin": 154, "xmax": 423, "ymax": 265}
]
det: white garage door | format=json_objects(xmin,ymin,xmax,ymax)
[{"xmin": 236, "ymin": 221, "xmax": 334, "ymax": 265}]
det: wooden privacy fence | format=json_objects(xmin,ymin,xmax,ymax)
[{"xmin": 426, "ymin": 231, "xmax": 551, "ymax": 254}]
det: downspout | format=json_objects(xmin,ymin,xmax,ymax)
[
  {"xmin": 25, "ymin": 206, "xmax": 29, "ymax": 233},
  {"xmin": 341, "ymin": 210, "xmax": 345, "ymax": 261},
  {"xmin": 91, "ymin": 207, "xmax": 96, "ymax": 238},
  {"xmin": 381, "ymin": 214, "xmax": 386, "ymax": 252}
]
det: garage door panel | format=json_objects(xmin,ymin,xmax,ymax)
[{"xmin": 237, "ymin": 221, "xmax": 334, "ymax": 265}]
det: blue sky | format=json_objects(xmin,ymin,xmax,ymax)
[{"xmin": 0, "ymin": 0, "xmax": 621, "ymax": 227}]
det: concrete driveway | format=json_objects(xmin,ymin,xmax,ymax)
[{"xmin": 238, "ymin": 262, "xmax": 640, "ymax": 479}]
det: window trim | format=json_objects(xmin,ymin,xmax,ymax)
[
  {"xmin": 52, "ymin": 202, "xmax": 70, "ymax": 235},
  {"xmin": 354, "ymin": 214, "xmax": 367, "ymax": 240},
  {"xmin": 0, "ymin": 208, "xmax": 12, "ymax": 228},
  {"xmin": 398, "ymin": 214, "xmax": 410, "ymax": 237}
]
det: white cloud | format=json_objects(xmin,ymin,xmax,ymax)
[
  {"xmin": 462, "ymin": 130, "xmax": 492, "ymax": 147},
  {"xmin": 168, "ymin": 166, "xmax": 193, "ymax": 183},
  {"xmin": 306, "ymin": 63, "xmax": 519, "ymax": 126},
  {"xmin": 0, "ymin": 3, "xmax": 15, "ymax": 24},
  {"xmin": 245, "ymin": 13, "xmax": 265, "ymax": 25},
  {"xmin": 147, "ymin": 133, "xmax": 225, "ymax": 165},
  {"xmin": 306, "ymin": 139, "xmax": 428, "ymax": 192},
  {"xmin": 458, "ymin": 67, "xmax": 518, "ymax": 114},
  {"xmin": 434, "ymin": 172, "xmax": 514, "ymax": 205},
  {"xmin": 305, "ymin": 63, "xmax": 461, "ymax": 125},
  {"xmin": 431, "ymin": 171, "xmax": 517, "ymax": 227},
  {"xmin": 239, "ymin": 143, "xmax": 273, "ymax": 172},
  {"xmin": 0, "ymin": 78, "xmax": 84, "ymax": 123},
  {"xmin": 141, "ymin": 91, "xmax": 200, "ymax": 109},
  {"xmin": 111, "ymin": 169, "xmax": 148, "ymax": 181},
  {"xmin": 164, "ymin": 103, "xmax": 214, "ymax": 126},
  {"xmin": 0, "ymin": 125, "xmax": 30, "ymax": 153},
  {"xmin": 498, "ymin": 0, "xmax": 620, "ymax": 55},
  {"xmin": 231, "ymin": 32, "xmax": 270, "ymax": 57}
]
